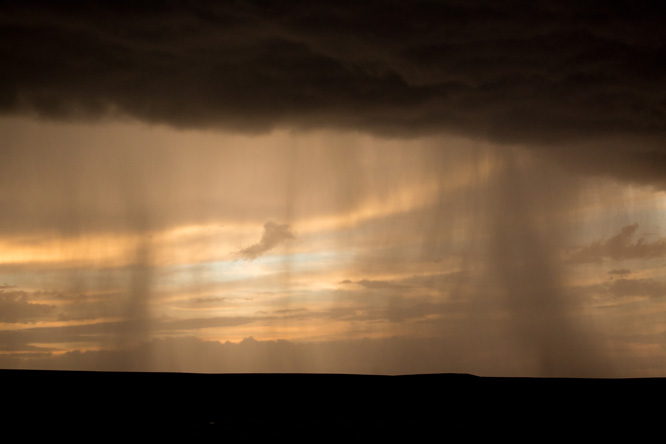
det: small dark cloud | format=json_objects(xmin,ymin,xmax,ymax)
[
  {"xmin": 235, "ymin": 221, "xmax": 294, "ymax": 260},
  {"xmin": 570, "ymin": 223, "xmax": 666, "ymax": 263}
]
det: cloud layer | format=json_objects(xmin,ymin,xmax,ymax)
[{"xmin": 2, "ymin": 1, "xmax": 666, "ymax": 185}]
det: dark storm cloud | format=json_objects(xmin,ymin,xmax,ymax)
[
  {"xmin": 570, "ymin": 223, "xmax": 666, "ymax": 263},
  {"xmin": 235, "ymin": 221, "xmax": 294, "ymax": 260},
  {"xmin": 2, "ymin": 1, "xmax": 666, "ymax": 183}
]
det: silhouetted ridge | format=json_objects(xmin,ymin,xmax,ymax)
[{"xmin": 3, "ymin": 369, "xmax": 663, "ymax": 435}]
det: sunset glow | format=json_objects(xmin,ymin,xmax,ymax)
[{"xmin": 2, "ymin": 2, "xmax": 666, "ymax": 377}]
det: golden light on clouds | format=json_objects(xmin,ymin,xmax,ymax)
[{"xmin": 1, "ymin": 115, "xmax": 666, "ymax": 377}]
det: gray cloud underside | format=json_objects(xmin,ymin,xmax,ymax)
[{"xmin": 2, "ymin": 1, "xmax": 666, "ymax": 184}]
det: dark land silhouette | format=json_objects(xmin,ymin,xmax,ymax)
[{"xmin": 3, "ymin": 369, "xmax": 663, "ymax": 437}]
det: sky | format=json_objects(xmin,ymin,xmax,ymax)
[{"xmin": 1, "ymin": 1, "xmax": 666, "ymax": 376}]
